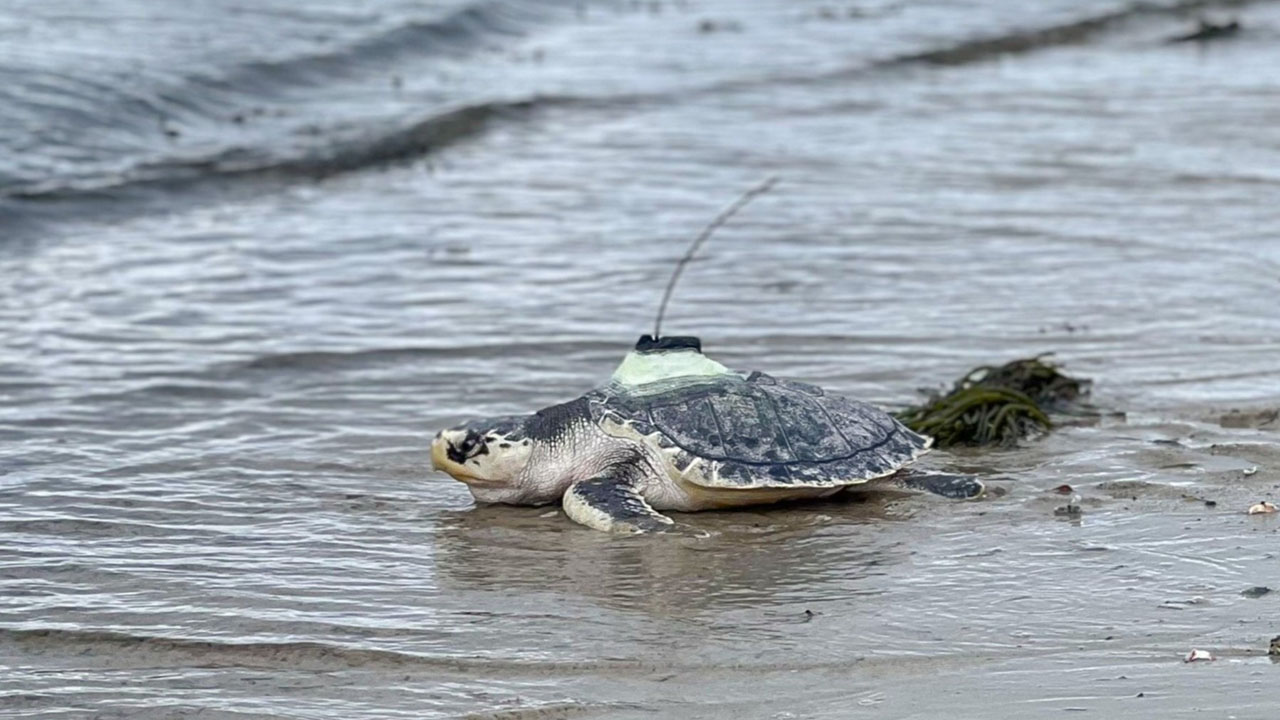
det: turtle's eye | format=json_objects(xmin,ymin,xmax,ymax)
[{"xmin": 448, "ymin": 430, "xmax": 488, "ymax": 464}]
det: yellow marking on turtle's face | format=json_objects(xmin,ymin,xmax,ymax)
[{"xmin": 430, "ymin": 435, "xmax": 485, "ymax": 484}]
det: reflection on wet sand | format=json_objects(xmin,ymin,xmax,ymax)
[{"xmin": 432, "ymin": 496, "xmax": 910, "ymax": 617}]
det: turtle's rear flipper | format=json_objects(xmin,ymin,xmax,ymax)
[
  {"xmin": 893, "ymin": 470, "xmax": 985, "ymax": 500},
  {"xmin": 563, "ymin": 467, "xmax": 675, "ymax": 534}
]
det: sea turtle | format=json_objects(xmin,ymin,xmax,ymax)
[{"xmin": 430, "ymin": 335, "xmax": 983, "ymax": 533}]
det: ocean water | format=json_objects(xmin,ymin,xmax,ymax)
[{"xmin": 3, "ymin": 1, "xmax": 1280, "ymax": 718}]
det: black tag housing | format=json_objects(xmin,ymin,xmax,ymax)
[{"xmin": 634, "ymin": 335, "xmax": 702, "ymax": 353}]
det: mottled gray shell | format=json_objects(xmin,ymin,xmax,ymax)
[{"xmin": 585, "ymin": 371, "xmax": 931, "ymax": 488}]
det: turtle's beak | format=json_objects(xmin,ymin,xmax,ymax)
[
  {"xmin": 430, "ymin": 433, "xmax": 450, "ymax": 471},
  {"xmin": 430, "ymin": 432, "xmax": 463, "ymax": 476},
  {"xmin": 431, "ymin": 431, "xmax": 484, "ymax": 484}
]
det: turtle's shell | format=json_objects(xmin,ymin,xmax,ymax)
[{"xmin": 586, "ymin": 371, "xmax": 931, "ymax": 489}]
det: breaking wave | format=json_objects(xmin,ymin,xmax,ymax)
[
  {"xmin": 9, "ymin": 96, "xmax": 570, "ymax": 202},
  {"xmin": 891, "ymin": 0, "xmax": 1260, "ymax": 67}
]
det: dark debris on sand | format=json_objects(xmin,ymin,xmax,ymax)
[{"xmin": 896, "ymin": 355, "xmax": 1091, "ymax": 448}]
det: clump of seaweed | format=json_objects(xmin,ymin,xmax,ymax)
[
  {"xmin": 897, "ymin": 386, "xmax": 1049, "ymax": 447},
  {"xmin": 897, "ymin": 355, "xmax": 1089, "ymax": 448},
  {"xmin": 961, "ymin": 354, "xmax": 1088, "ymax": 412}
]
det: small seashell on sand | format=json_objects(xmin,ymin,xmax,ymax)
[
  {"xmin": 1183, "ymin": 649, "xmax": 1214, "ymax": 663},
  {"xmin": 1247, "ymin": 501, "xmax": 1278, "ymax": 515}
]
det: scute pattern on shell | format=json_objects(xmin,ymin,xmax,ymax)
[{"xmin": 586, "ymin": 371, "xmax": 931, "ymax": 489}]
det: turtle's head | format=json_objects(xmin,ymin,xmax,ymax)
[{"xmin": 431, "ymin": 414, "xmax": 539, "ymax": 503}]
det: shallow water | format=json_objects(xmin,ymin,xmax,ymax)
[{"xmin": 3, "ymin": 0, "xmax": 1280, "ymax": 717}]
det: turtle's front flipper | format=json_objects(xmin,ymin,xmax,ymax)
[
  {"xmin": 563, "ymin": 466, "xmax": 674, "ymax": 534},
  {"xmin": 894, "ymin": 470, "xmax": 985, "ymax": 499}
]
